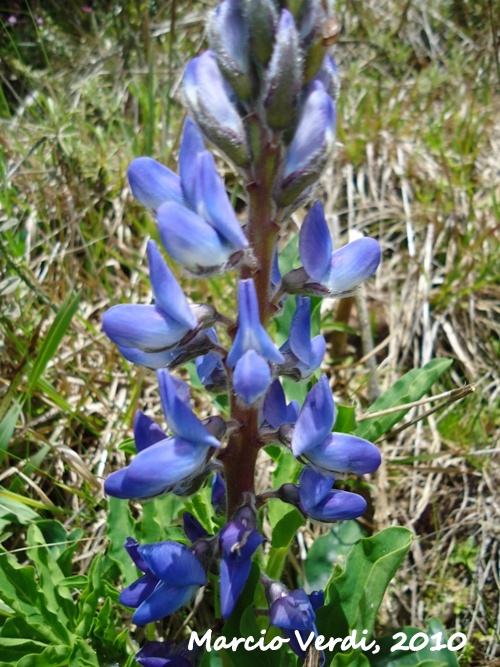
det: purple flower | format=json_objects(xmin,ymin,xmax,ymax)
[
  {"xmin": 104, "ymin": 374, "xmax": 220, "ymax": 500},
  {"xmin": 219, "ymin": 520, "xmax": 264, "ymax": 618},
  {"xmin": 135, "ymin": 640, "xmax": 192, "ymax": 667},
  {"xmin": 279, "ymin": 297, "xmax": 326, "ymax": 379},
  {"xmin": 211, "ymin": 472, "xmax": 226, "ymax": 513},
  {"xmin": 232, "ymin": 349, "xmax": 271, "ymax": 405},
  {"xmin": 128, "ymin": 118, "xmax": 248, "ymax": 273},
  {"xmin": 291, "ymin": 375, "xmax": 381, "ymax": 476},
  {"xmin": 119, "ymin": 538, "xmax": 206, "ymax": 625},
  {"xmin": 264, "ymin": 579, "xmax": 324, "ymax": 663}
]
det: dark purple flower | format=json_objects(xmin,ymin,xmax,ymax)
[
  {"xmin": 119, "ymin": 539, "xmax": 206, "ymax": 625},
  {"xmin": 219, "ymin": 520, "xmax": 264, "ymax": 618},
  {"xmin": 262, "ymin": 379, "xmax": 299, "ymax": 430},
  {"xmin": 279, "ymin": 297, "xmax": 326, "ymax": 379}
]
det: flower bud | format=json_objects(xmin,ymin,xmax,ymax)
[
  {"xmin": 278, "ymin": 81, "xmax": 336, "ymax": 206},
  {"xmin": 263, "ymin": 9, "xmax": 302, "ymax": 130},
  {"xmin": 242, "ymin": 0, "xmax": 278, "ymax": 65},
  {"xmin": 127, "ymin": 157, "xmax": 184, "ymax": 210},
  {"xmin": 233, "ymin": 349, "xmax": 271, "ymax": 405},
  {"xmin": 183, "ymin": 51, "xmax": 250, "ymax": 167},
  {"xmin": 208, "ymin": 0, "xmax": 253, "ymax": 100}
]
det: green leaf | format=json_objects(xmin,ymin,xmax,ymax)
[
  {"xmin": 306, "ymin": 522, "xmax": 367, "ymax": 591},
  {"xmin": 28, "ymin": 290, "xmax": 81, "ymax": 391},
  {"xmin": 266, "ymin": 501, "xmax": 305, "ymax": 579},
  {"xmin": 0, "ymin": 400, "xmax": 22, "ymax": 465},
  {"xmin": 334, "ymin": 405, "xmax": 357, "ymax": 434},
  {"xmin": 355, "ymin": 359, "xmax": 453, "ymax": 442},
  {"xmin": 26, "ymin": 523, "xmax": 75, "ymax": 623},
  {"xmin": 369, "ymin": 619, "xmax": 459, "ymax": 667},
  {"xmin": 16, "ymin": 644, "xmax": 73, "ymax": 667},
  {"xmin": 105, "ymin": 497, "xmax": 136, "ymax": 584},
  {"xmin": 332, "ymin": 652, "xmax": 370, "ymax": 667},
  {"xmin": 317, "ymin": 527, "xmax": 413, "ymax": 643}
]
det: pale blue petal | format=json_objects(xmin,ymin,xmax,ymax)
[
  {"xmin": 127, "ymin": 157, "xmax": 184, "ymax": 209},
  {"xmin": 298, "ymin": 202, "xmax": 332, "ymax": 282},
  {"xmin": 321, "ymin": 237, "xmax": 381, "ymax": 294},
  {"xmin": 233, "ymin": 350, "xmax": 271, "ymax": 405},
  {"xmin": 118, "ymin": 345, "xmax": 181, "ymax": 369},
  {"xmin": 193, "ymin": 151, "xmax": 248, "ymax": 249},
  {"xmin": 147, "ymin": 240, "xmax": 197, "ymax": 329},
  {"xmin": 103, "ymin": 304, "xmax": 188, "ymax": 351},
  {"xmin": 227, "ymin": 279, "xmax": 284, "ymax": 366},
  {"xmin": 157, "ymin": 370, "xmax": 221, "ymax": 448},
  {"xmin": 157, "ymin": 201, "xmax": 235, "ymax": 271},
  {"xmin": 179, "ymin": 116, "xmax": 205, "ymax": 207}
]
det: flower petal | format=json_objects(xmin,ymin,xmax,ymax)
[
  {"xmin": 298, "ymin": 202, "xmax": 332, "ymax": 282},
  {"xmin": 103, "ymin": 304, "xmax": 188, "ymax": 351},
  {"xmin": 306, "ymin": 433, "xmax": 382, "ymax": 475},
  {"xmin": 118, "ymin": 345, "xmax": 181, "ymax": 369},
  {"xmin": 179, "ymin": 116, "xmax": 206, "ymax": 207},
  {"xmin": 220, "ymin": 556, "xmax": 252, "ymax": 619},
  {"xmin": 183, "ymin": 512, "xmax": 209, "ymax": 543},
  {"xmin": 138, "ymin": 541, "xmax": 206, "ymax": 586},
  {"xmin": 321, "ymin": 237, "xmax": 381, "ymax": 294},
  {"xmin": 127, "ymin": 157, "xmax": 184, "ymax": 210},
  {"xmin": 270, "ymin": 589, "xmax": 316, "ymax": 631},
  {"xmin": 227, "ymin": 279, "xmax": 284, "ymax": 366},
  {"xmin": 133, "ymin": 410, "xmax": 168, "ymax": 453},
  {"xmin": 292, "ymin": 375, "xmax": 335, "ymax": 457},
  {"xmin": 193, "ymin": 151, "xmax": 248, "ymax": 249},
  {"xmin": 233, "ymin": 350, "xmax": 271, "ymax": 405},
  {"xmin": 119, "ymin": 573, "xmax": 159, "ymax": 609},
  {"xmin": 298, "ymin": 466, "xmax": 334, "ymax": 513},
  {"xmin": 132, "ymin": 581, "xmax": 199, "ymax": 625},
  {"xmin": 157, "ymin": 201, "xmax": 235, "ymax": 271},
  {"xmin": 147, "ymin": 240, "xmax": 197, "ymax": 329},
  {"xmin": 308, "ymin": 489, "xmax": 367, "ymax": 522},
  {"xmin": 157, "ymin": 370, "xmax": 221, "ymax": 448}
]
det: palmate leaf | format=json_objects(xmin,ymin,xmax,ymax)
[{"xmin": 355, "ymin": 359, "xmax": 453, "ymax": 442}]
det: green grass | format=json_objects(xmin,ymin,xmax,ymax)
[{"xmin": 0, "ymin": 0, "xmax": 499, "ymax": 665}]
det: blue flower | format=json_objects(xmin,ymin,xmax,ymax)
[
  {"xmin": 102, "ymin": 240, "xmax": 199, "ymax": 354},
  {"xmin": 195, "ymin": 328, "xmax": 227, "ymax": 393},
  {"xmin": 219, "ymin": 520, "xmax": 264, "ymax": 618},
  {"xmin": 262, "ymin": 379, "xmax": 299, "ymax": 430},
  {"xmin": 291, "ymin": 375, "xmax": 381, "ymax": 476},
  {"xmin": 226, "ymin": 279, "xmax": 284, "ymax": 405},
  {"xmin": 211, "ymin": 472, "xmax": 226, "ymax": 513},
  {"xmin": 104, "ymin": 373, "xmax": 221, "ymax": 500},
  {"xmin": 128, "ymin": 117, "xmax": 248, "ymax": 273},
  {"xmin": 135, "ymin": 640, "xmax": 193, "ymax": 667},
  {"xmin": 265, "ymin": 579, "xmax": 324, "ymax": 664},
  {"xmin": 279, "ymin": 297, "xmax": 326, "ymax": 379},
  {"xmin": 119, "ymin": 538, "xmax": 206, "ymax": 625},
  {"xmin": 295, "ymin": 201, "xmax": 381, "ymax": 297},
  {"xmin": 298, "ymin": 466, "xmax": 367, "ymax": 522}
]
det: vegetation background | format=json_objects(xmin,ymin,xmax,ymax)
[{"xmin": 0, "ymin": 0, "xmax": 499, "ymax": 665}]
